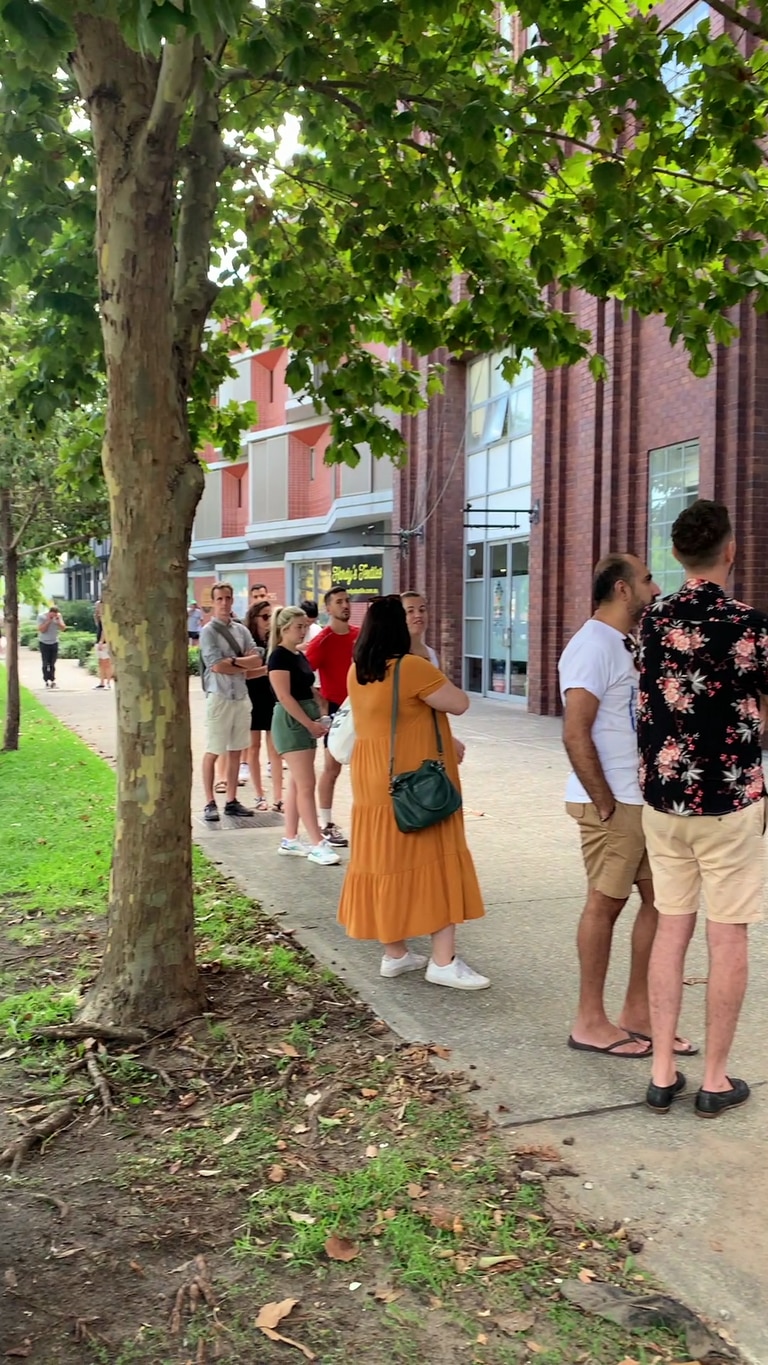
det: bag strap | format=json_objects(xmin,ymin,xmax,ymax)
[
  {"xmin": 210, "ymin": 618, "xmax": 244, "ymax": 657},
  {"xmin": 389, "ymin": 657, "xmax": 445, "ymax": 787}
]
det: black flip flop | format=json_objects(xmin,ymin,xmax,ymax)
[
  {"xmin": 631, "ymin": 1031, "xmax": 699, "ymax": 1057},
  {"xmin": 567, "ymin": 1032, "xmax": 652, "ymax": 1058}
]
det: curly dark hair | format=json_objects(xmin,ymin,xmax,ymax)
[
  {"xmin": 354, "ymin": 596, "xmax": 411, "ymax": 684},
  {"xmin": 672, "ymin": 499, "xmax": 732, "ymax": 568}
]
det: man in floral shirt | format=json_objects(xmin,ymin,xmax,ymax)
[{"xmin": 637, "ymin": 499, "xmax": 768, "ymax": 1118}]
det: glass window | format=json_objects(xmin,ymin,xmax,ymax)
[
  {"xmin": 509, "ymin": 382, "xmax": 533, "ymax": 438},
  {"xmin": 467, "ymin": 452, "xmax": 486, "ymax": 497},
  {"xmin": 648, "ymin": 440, "xmax": 699, "ymax": 596},
  {"xmin": 487, "ymin": 441, "xmax": 510, "ymax": 492},
  {"xmin": 662, "ymin": 3, "xmax": 710, "ymax": 101},
  {"xmin": 468, "ymin": 357, "xmax": 490, "ymax": 407},
  {"xmin": 483, "ymin": 394, "xmax": 508, "ymax": 445},
  {"xmin": 465, "ymin": 580, "xmax": 484, "ymax": 616},
  {"xmin": 466, "ymin": 543, "xmax": 484, "ymax": 578},
  {"xmin": 510, "ymin": 434, "xmax": 533, "ymax": 487},
  {"xmin": 465, "ymin": 657, "xmax": 483, "ymax": 693}
]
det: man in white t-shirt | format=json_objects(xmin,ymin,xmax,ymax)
[{"xmin": 559, "ymin": 553, "xmax": 676, "ymax": 1059}]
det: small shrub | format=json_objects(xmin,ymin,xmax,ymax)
[
  {"xmin": 56, "ymin": 600, "xmax": 98, "ymax": 635},
  {"xmin": 188, "ymin": 645, "xmax": 201, "ymax": 677},
  {"xmin": 58, "ymin": 631, "xmax": 96, "ymax": 664},
  {"xmin": 19, "ymin": 623, "xmax": 39, "ymax": 648}
]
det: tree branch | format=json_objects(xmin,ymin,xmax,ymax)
[
  {"xmin": 9, "ymin": 500, "xmax": 41, "ymax": 553},
  {"xmin": 173, "ymin": 70, "xmax": 225, "ymax": 379},
  {"xmin": 145, "ymin": 35, "xmax": 198, "ymax": 146},
  {"xmin": 704, "ymin": 0, "xmax": 768, "ymax": 40}
]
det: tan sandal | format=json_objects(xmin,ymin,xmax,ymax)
[{"xmin": 214, "ymin": 780, "xmax": 227, "ymax": 793}]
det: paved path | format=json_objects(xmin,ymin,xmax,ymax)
[{"xmin": 16, "ymin": 648, "xmax": 768, "ymax": 1363}]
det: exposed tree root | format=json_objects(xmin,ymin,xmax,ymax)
[
  {"xmin": 0, "ymin": 1102, "xmax": 77, "ymax": 1175},
  {"xmin": 85, "ymin": 1052, "xmax": 112, "ymax": 1116},
  {"xmin": 170, "ymin": 1255, "xmax": 217, "ymax": 1334},
  {"xmin": 31, "ymin": 1023, "xmax": 150, "ymax": 1044}
]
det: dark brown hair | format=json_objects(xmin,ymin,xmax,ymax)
[
  {"xmin": 354, "ymin": 596, "xmax": 411, "ymax": 684},
  {"xmin": 672, "ymin": 499, "xmax": 732, "ymax": 568}
]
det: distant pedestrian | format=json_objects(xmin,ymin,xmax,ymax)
[
  {"xmin": 303, "ymin": 586, "xmax": 358, "ymax": 847},
  {"xmin": 93, "ymin": 637, "xmax": 113, "ymax": 690},
  {"xmin": 401, "ymin": 591, "xmax": 440, "ymax": 666},
  {"xmin": 200, "ymin": 582, "xmax": 264, "ymax": 822},
  {"xmin": 244, "ymin": 601, "xmax": 283, "ymax": 812},
  {"xmin": 94, "ymin": 597, "xmax": 104, "ymax": 644},
  {"xmin": 250, "ymin": 583, "xmax": 269, "ymax": 607},
  {"xmin": 638, "ymin": 500, "xmax": 768, "ymax": 1118},
  {"xmin": 37, "ymin": 605, "xmax": 67, "ymax": 688},
  {"xmin": 559, "ymin": 553, "xmax": 674, "ymax": 1059},
  {"xmin": 188, "ymin": 600, "xmax": 205, "ymax": 644},
  {"xmin": 338, "ymin": 596, "xmax": 488, "ymax": 987},
  {"xmin": 301, "ymin": 598, "xmax": 323, "ymax": 642},
  {"xmin": 268, "ymin": 605, "xmax": 340, "ymax": 866}
]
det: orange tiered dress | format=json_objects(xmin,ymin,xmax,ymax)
[{"xmin": 337, "ymin": 654, "xmax": 485, "ymax": 941}]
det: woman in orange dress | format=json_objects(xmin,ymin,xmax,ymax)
[{"xmin": 337, "ymin": 596, "xmax": 489, "ymax": 990}]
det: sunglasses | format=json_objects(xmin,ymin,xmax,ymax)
[{"xmin": 257, "ymin": 612, "xmax": 271, "ymax": 619}]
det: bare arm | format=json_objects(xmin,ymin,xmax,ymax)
[
  {"xmin": 562, "ymin": 688, "xmax": 614, "ymax": 820},
  {"xmin": 422, "ymin": 680, "xmax": 469, "ymax": 716},
  {"xmin": 270, "ymin": 669, "xmax": 325, "ymax": 736}
]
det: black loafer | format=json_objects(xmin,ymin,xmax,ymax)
[
  {"xmin": 646, "ymin": 1071, "xmax": 686, "ymax": 1113},
  {"xmin": 695, "ymin": 1077, "xmax": 750, "ymax": 1118}
]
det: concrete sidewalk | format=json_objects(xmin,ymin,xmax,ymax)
[{"xmin": 17, "ymin": 647, "xmax": 768, "ymax": 1363}]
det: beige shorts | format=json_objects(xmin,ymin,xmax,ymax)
[
  {"xmin": 642, "ymin": 800, "xmax": 766, "ymax": 924},
  {"xmin": 205, "ymin": 694, "xmax": 251, "ymax": 755},
  {"xmin": 566, "ymin": 800, "xmax": 651, "ymax": 900}
]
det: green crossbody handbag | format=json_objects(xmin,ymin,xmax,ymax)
[{"xmin": 388, "ymin": 657, "xmax": 463, "ymax": 834}]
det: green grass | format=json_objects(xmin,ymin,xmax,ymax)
[{"xmin": 0, "ymin": 682, "xmax": 115, "ymax": 916}]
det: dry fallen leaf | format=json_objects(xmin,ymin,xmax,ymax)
[
  {"xmin": 616, "ymin": 1359, "xmax": 640, "ymax": 1365},
  {"xmin": 428, "ymin": 1206, "xmax": 457, "ymax": 1231},
  {"xmin": 255, "ymin": 1298, "xmax": 315, "ymax": 1360},
  {"xmin": 280, "ymin": 1042, "xmax": 300, "ymax": 1057},
  {"xmin": 288, "ymin": 1212, "xmax": 315, "ymax": 1226},
  {"xmin": 429, "ymin": 1045, "xmax": 452, "ymax": 1060},
  {"xmin": 360, "ymin": 1087, "xmax": 378, "ymax": 1098},
  {"xmin": 453, "ymin": 1215, "xmax": 464, "ymax": 1235},
  {"xmin": 268, "ymin": 1165, "xmax": 286, "ymax": 1183},
  {"xmin": 324, "ymin": 1234, "xmax": 359, "ymax": 1262},
  {"xmin": 476, "ymin": 1333, "xmax": 488, "ymax": 1345},
  {"xmin": 526, "ymin": 1343, "xmax": 544, "ymax": 1355},
  {"xmin": 222, "ymin": 1127, "xmax": 242, "ymax": 1146},
  {"xmin": 276, "ymin": 1139, "xmax": 288, "ymax": 1151},
  {"xmin": 454, "ymin": 1254, "xmax": 474, "ymax": 1274},
  {"xmin": 304, "ymin": 1091, "xmax": 322, "ymax": 1108},
  {"xmin": 373, "ymin": 1287, "xmax": 403, "ymax": 1304},
  {"xmin": 407, "ymin": 1183, "xmax": 426, "ymax": 1199},
  {"xmin": 578, "ymin": 1268, "xmax": 597, "ymax": 1284},
  {"xmin": 5, "ymin": 1347, "xmax": 31, "ymax": 1360},
  {"xmin": 495, "ymin": 1311, "xmax": 535, "ymax": 1336},
  {"xmin": 477, "ymin": 1253, "xmax": 523, "ymax": 1270},
  {"xmin": 428, "ymin": 1295, "xmax": 443, "ymax": 1309},
  {"xmin": 365, "ymin": 1145, "xmax": 378, "ymax": 1159},
  {"xmin": 178, "ymin": 1092, "xmax": 199, "ymax": 1109},
  {"xmin": 515, "ymin": 1143, "xmax": 561, "ymax": 1163}
]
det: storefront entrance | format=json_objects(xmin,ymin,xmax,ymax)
[{"xmin": 464, "ymin": 539, "xmax": 529, "ymax": 700}]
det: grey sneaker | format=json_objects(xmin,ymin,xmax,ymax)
[
  {"xmin": 224, "ymin": 799, "xmax": 254, "ymax": 817},
  {"xmin": 203, "ymin": 801, "xmax": 220, "ymax": 822},
  {"xmin": 322, "ymin": 822, "xmax": 348, "ymax": 848}
]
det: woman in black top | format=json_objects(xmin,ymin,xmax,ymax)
[
  {"xmin": 244, "ymin": 601, "xmax": 282, "ymax": 812},
  {"xmin": 268, "ymin": 606, "xmax": 340, "ymax": 866}
]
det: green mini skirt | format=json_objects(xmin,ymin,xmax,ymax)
[{"xmin": 271, "ymin": 698, "xmax": 320, "ymax": 754}]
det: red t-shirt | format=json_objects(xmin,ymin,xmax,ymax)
[{"xmin": 304, "ymin": 625, "xmax": 359, "ymax": 705}]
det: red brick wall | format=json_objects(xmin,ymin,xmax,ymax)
[
  {"xmin": 192, "ymin": 575, "xmax": 216, "ymax": 610},
  {"xmin": 393, "ymin": 352, "xmax": 466, "ymax": 685},
  {"xmin": 251, "ymin": 350, "xmax": 288, "ymax": 430},
  {"xmin": 221, "ymin": 464, "xmax": 248, "ymax": 538},
  {"xmin": 289, "ymin": 426, "xmax": 333, "ymax": 520},
  {"xmin": 249, "ymin": 568, "xmax": 285, "ymax": 603}
]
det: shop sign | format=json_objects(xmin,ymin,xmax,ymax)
[{"xmin": 330, "ymin": 556, "xmax": 384, "ymax": 602}]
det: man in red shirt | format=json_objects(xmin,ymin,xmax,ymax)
[{"xmin": 304, "ymin": 585, "xmax": 358, "ymax": 847}]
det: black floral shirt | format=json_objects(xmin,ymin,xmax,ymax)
[{"xmin": 637, "ymin": 579, "xmax": 768, "ymax": 816}]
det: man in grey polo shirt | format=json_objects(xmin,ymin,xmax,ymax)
[
  {"xmin": 200, "ymin": 582, "xmax": 265, "ymax": 822},
  {"xmin": 37, "ymin": 605, "xmax": 67, "ymax": 688}
]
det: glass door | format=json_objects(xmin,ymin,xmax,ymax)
[
  {"xmin": 486, "ymin": 541, "xmax": 529, "ymax": 699},
  {"xmin": 488, "ymin": 543, "xmax": 510, "ymax": 694}
]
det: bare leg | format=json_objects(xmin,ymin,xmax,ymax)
[
  {"xmin": 617, "ymin": 880, "xmax": 656, "ymax": 1033},
  {"xmin": 267, "ymin": 732, "xmax": 283, "ymax": 804},
  {"xmin": 571, "ymin": 887, "xmax": 649, "ymax": 1054},
  {"xmin": 318, "ymin": 749, "xmax": 341, "ymax": 818},
  {"xmin": 702, "ymin": 921, "xmax": 748, "ymax": 1092},
  {"xmin": 225, "ymin": 749, "xmax": 240, "ymax": 803},
  {"xmin": 648, "ymin": 913, "xmax": 696, "ymax": 1088},
  {"xmin": 431, "ymin": 924, "xmax": 456, "ymax": 968},
  {"xmin": 248, "ymin": 730, "xmax": 264, "ymax": 798},
  {"xmin": 202, "ymin": 751, "xmax": 218, "ymax": 805},
  {"xmin": 283, "ymin": 762, "xmax": 299, "ymax": 839},
  {"xmin": 383, "ymin": 939, "xmax": 408, "ymax": 957},
  {"xmin": 284, "ymin": 750, "xmax": 323, "ymax": 844}
]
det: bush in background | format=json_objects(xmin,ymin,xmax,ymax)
[
  {"xmin": 19, "ymin": 623, "xmax": 39, "ymax": 648},
  {"xmin": 58, "ymin": 632, "xmax": 96, "ymax": 665},
  {"xmin": 53, "ymin": 600, "xmax": 98, "ymax": 635},
  {"xmin": 188, "ymin": 646, "xmax": 201, "ymax": 678}
]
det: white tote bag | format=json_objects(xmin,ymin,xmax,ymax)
[{"xmin": 328, "ymin": 698, "xmax": 356, "ymax": 764}]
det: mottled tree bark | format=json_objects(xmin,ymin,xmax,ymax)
[{"xmin": 1, "ymin": 489, "xmax": 20, "ymax": 752}]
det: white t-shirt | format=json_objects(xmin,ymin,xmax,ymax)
[
  {"xmin": 425, "ymin": 644, "xmax": 439, "ymax": 667},
  {"xmin": 558, "ymin": 619, "xmax": 641, "ymax": 805}
]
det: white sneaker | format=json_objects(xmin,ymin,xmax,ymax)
[
  {"xmin": 307, "ymin": 842, "xmax": 341, "ymax": 867},
  {"xmin": 238, "ymin": 762, "xmax": 249, "ymax": 782},
  {"xmin": 425, "ymin": 957, "xmax": 490, "ymax": 991},
  {"xmin": 278, "ymin": 838, "xmax": 310, "ymax": 857},
  {"xmin": 380, "ymin": 950, "xmax": 428, "ymax": 979}
]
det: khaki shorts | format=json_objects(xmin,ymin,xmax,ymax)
[
  {"xmin": 643, "ymin": 800, "xmax": 767, "ymax": 924},
  {"xmin": 566, "ymin": 800, "xmax": 651, "ymax": 900},
  {"xmin": 205, "ymin": 694, "xmax": 251, "ymax": 755}
]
